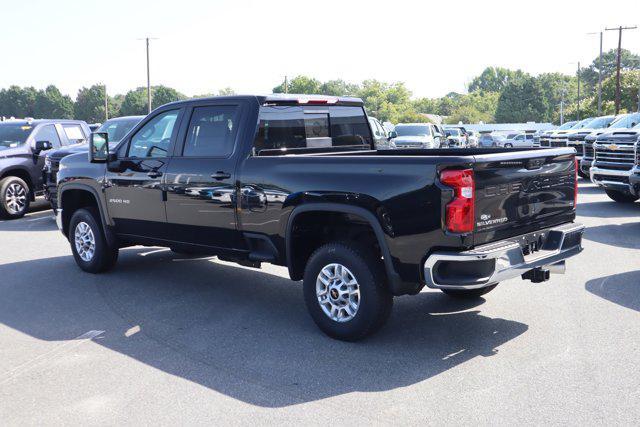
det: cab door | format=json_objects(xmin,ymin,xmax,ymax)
[
  {"xmin": 164, "ymin": 102, "xmax": 246, "ymax": 251},
  {"xmin": 104, "ymin": 108, "xmax": 183, "ymax": 239}
]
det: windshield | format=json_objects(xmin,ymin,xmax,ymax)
[
  {"xmin": 395, "ymin": 125, "xmax": 430, "ymax": 137},
  {"xmin": 558, "ymin": 121, "xmax": 577, "ymax": 130},
  {"xmin": 0, "ymin": 124, "xmax": 35, "ymax": 150},
  {"xmin": 609, "ymin": 113, "xmax": 640, "ymax": 129},
  {"xmin": 444, "ymin": 129, "xmax": 460, "ymax": 136},
  {"xmin": 584, "ymin": 116, "xmax": 615, "ymax": 129},
  {"xmin": 571, "ymin": 118, "xmax": 593, "ymax": 129},
  {"xmin": 97, "ymin": 117, "xmax": 141, "ymax": 144}
]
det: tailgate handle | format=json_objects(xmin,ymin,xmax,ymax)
[{"xmin": 526, "ymin": 159, "xmax": 545, "ymax": 170}]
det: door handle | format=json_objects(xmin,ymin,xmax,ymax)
[
  {"xmin": 147, "ymin": 170, "xmax": 163, "ymax": 178},
  {"xmin": 211, "ymin": 171, "xmax": 231, "ymax": 180}
]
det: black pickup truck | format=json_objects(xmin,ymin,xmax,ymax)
[{"xmin": 55, "ymin": 95, "xmax": 584, "ymax": 341}]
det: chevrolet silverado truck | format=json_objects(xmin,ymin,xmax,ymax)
[
  {"xmin": 55, "ymin": 95, "xmax": 584, "ymax": 341},
  {"xmin": 581, "ymin": 113, "xmax": 640, "ymax": 178},
  {"xmin": 590, "ymin": 123, "xmax": 640, "ymax": 203}
]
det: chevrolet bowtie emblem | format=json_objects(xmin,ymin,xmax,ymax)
[{"xmin": 608, "ymin": 144, "xmax": 618, "ymax": 151}]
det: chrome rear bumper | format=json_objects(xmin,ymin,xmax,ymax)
[{"xmin": 423, "ymin": 223, "xmax": 585, "ymax": 290}]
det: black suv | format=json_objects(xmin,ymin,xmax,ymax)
[
  {"xmin": 0, "ymin": 119, "xmax": 90, "ymax": 218},
  {"xmin": 44, "ymin": 116, "xmax": 144, "ymax": 211}
]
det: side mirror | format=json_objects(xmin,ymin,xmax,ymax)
[
  {"xmin": 89, "ymin": 132, "xmax": 109, "ymax": 163},
  {"xmin": 388, "ymin": 130, "xmax": 398, "ymax": 139},
  {"xmin": 434, "ymin": 132, "xmax": 443, "ymax": 139},
  {"xmin": 33, "ymin": 140, "xmax": 52, "ymax": 153},
  {"xmin": 631, "ymin": 122, "xmax": 637, "ymax": 128}
]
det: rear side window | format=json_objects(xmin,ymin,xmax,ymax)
[
  {"xmin": 62, "ymin": 124, "xmax": 86, "ymax": 145},
  {"xmin": 254, "ymin": 106, "xmax": 371, "ymax": 154},
  {"xmin": 35, "ymin": 124, "xmax": 62, "ymax": 148},
  {"xmin": 183, "ymin": 105, "xmax": 240, "ymax": 157}
]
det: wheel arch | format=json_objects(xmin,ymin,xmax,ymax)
[
  {"xmin": 58, "ymin": 184, "xmax": 116, "ymax": 245},
  {"xmin": 285, "ymin": 203, "xmax": 406, "ymax": 294},
  {"xmin": 0, "ymin": 167, "xmax": 35, "ymax": 200}
]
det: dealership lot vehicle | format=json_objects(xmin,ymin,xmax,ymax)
[
  {"xmin": 390, "ymin": 123, "xmax": 440, "ymax": 148},
  {"xmin": 502, "ymin": 132, "xmax": 536, "ymax": 148},
  {"xmin": 55, "ymin": 95, "xmax": 583, "ymax": 341},
  {"xmin": 0, "ymin": 119, "xmax": 90, "ymax": 219},
  {"xmin": 443, "ymin": 127, "xmax": 466, "ymax": 147},
  {"xmin": 581, "ymin": 113, "xmax": 640, "ymax": 178},
  {"xmin": 0, "ymin": 181, "xmax": 637, "ymax": 424},
  {"xmin": 43, "ymin": 116, "xmax": 144, "ymax": 211},
  {"xmin": 538, "ymin": 121, "xmax": 577, "ymax": 147},
  {"xmin": 590, "ymin": 124, "xmax": 640, "ymax": 203},
  {"xmin": 368, "ymin": 116, "xmax": 393, "ymax": 149}
]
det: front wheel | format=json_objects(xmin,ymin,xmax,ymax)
[
  {"xmin": 69, "ymin": 207, "xmax": 119, "ymax": 273},
  {"xmin": 605, "ymin": 189, "xmax": 639, "ymax": 203},
  {"xmin": 504, "ymin": 143, "xmax": 513, "ymax": 148},
  {"xmin": 441, "ymin": 284, "xmax": 498, "ymax": 299},
  {"xmin": 0, "ymin": 176, "xmax": 31, "ymax": 219},
  {"xmin": 303, "ymin": 242, "xmax": 393, "ymax": 341}
]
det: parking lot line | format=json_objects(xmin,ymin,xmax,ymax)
[{"xmin": 0, "ymin": 330, "xmax": 104, "ymax": 386}]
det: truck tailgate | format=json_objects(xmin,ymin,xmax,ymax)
[{"xmin": 472, "ymin": 149, "xmax": 576, "ymax": 245}]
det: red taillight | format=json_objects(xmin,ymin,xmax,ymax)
[
  {"xmin": 440, "ymin": 168, "xmax": 475, "ymax": 233},
  {"xmin": 574, "ymin": 158, "xmax": 578, "ymax": 207}
]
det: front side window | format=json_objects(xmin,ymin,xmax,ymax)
[
  {"xmin": 0, "ymin": 124, "xmax": 35, "ymax": 150},
  {"xmin": 35, "ymin": 125, "xmax": 62, "ymax": 148},
  {"xmin": 97, "ymin": 118, "xmax": 141, "ymax": 143},
  {"xmin": 62, "ymin": 124, "xmax": 87, "ymax": 145},
  {"xmin": 128, "ymin": 110, "xmax": 179, "ymax": 158},
  {"xmin": 254, "ymin": 106, "xmax": 371, "ymax": 154},
  {"xmin": 183, "ymin": 105, "xmax": 240, "ymax": 157}
]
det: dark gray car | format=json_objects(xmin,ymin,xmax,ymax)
[{"xmin": 0, "ymin": 119, "xmax": 90, "ymax": 218}]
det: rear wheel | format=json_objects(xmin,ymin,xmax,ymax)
[
  {"xmin": 69, "ymin": 207, "xmax": 119, "ymax": 273},
  {"xmin": 504, "ymin": 143, "xmax": 513, "ymax": 148},
  {"xmin": 441, "ymin": 284, "xmax": 498, "ymax": 299},
  {"xmin": 605, "ymin": 189, "xmax": 638, "ymax": 203},
  {"xmin": 303, "ymin": 242, "xmax": 393, "ymax": 341},
  {"xmin": 0, "ymin": 176, "xmax": 31, "ymax": 219}
]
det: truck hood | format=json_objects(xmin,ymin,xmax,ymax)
[
  {"xmin": 0, "ymin": 146, "xmax": 30, "ymax": 159},
  {"xmin": 48, "ymin": 143, "xmax": 88, "ymax": 160}
]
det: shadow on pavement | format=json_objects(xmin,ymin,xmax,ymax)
[
  {"xmin": 582, "ymin": 222, "xmax": 640, "ymax": 249},
  {"xmin": 0, "ymin": 248, "xmax": 528, "ymax": 407},
  {"xmin": 586, "ymin": 270, "xmax": 640, "ymax": 312},
  {"xmin": 577, "ymin": 200, "xmax": 640, "ymax": 219},
  {"xmin": 577, "ymin": 183, "xmax": 605, "ymax": 195},
  {"xmin": 0, "ymin": 209, "xmax": 57, "ymax": 232}
]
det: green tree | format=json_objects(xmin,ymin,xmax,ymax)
[
  {"xmin": 469, "ymin": 67, "xmax": 526, "ymax": 93},
  {"xmin": 320, "ymin": 79, "xmax": 360, "ymax": 96},
  {"xmin": 217, "ymin": 87, "xmax": 236, "ymax": 96},
  {"xmin": 601, "ymin": 69, "xmax": 640, "ymax": 113},
  {"xmin": 495, "ymin": 76, "xmax": 548, "ymax": 123},
  {"xmin": 74, "ymin": 85, "xmax": 109, "ymax": 123},
  {"xmin": 579, "ymin": 49, "xmax": 640, "ymax": 93},
  {"xmin": 152, "ymin": 85, "xmax": 187, "ymax": 108},
  {"xmin": 119, "ymin": 88, "xmax": 148, "ymax": 116},
  {"xmin": 0, "ymin": 86, "xmax": 38, "ymax": 118},
  {"xmin": 535, "ymin": 73, "xmax": 578, "ymax": 123},
  {"xmin": 272, "ymin": 75, "xmax": 322, "ymax": 94},
  {"xmin": 33, "ymin": 85, "xmax": 74, "ymax": 119}
]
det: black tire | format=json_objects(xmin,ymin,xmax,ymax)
[
  {"xmin": 0, "ymin": 176, "xmax": 31, "ymax": 219},
  {"xmin": 504, "ymin": 143, "xmax": 513, "ymax": 148},
  {"xmin": 303, "ymin": 242, "xmax": 393, "ymax": 341},
  {"xmin": 605, "ymin": 189, "xmax": 638, "ymax": 203},
  {"xmin": 69, "ymin": 207, "xmax": 119, "ymax": 273},
  {"xmin": 577, "ymin": 169, "xmax": 589, "ymax": 180},
  {"xmin": 441, "ymin": 284, "xmax": 498, "ymax": 299}
]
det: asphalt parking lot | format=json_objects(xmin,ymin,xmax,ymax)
[{"xmin": 1, "ymin": 182, "xmax": 639, "ymax": 425}]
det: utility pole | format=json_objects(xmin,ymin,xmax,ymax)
[
  {"xmin": 284, "ymin": 76, "xmax": 288, "ymax": 94},
  {"xmin": 587, "ymin": 31, "xmax": 603, "ymax": 115},
  {"xmin": 605, "ymin": 25, "xmax": 637, "ymax": 114},
  {"xmin": 104, "ymin": 84, "xmax": 108, "ymax": 121},
  {"xmin": 577, "ymin": 62, "xmax": 581, "ymax": 120},
  {"xmin": 138, "ymin": 37, "xmax": 158, "ymax": 114},
  {"xmin": 560, "ymin": 86, "xmax": 565, "ymax": 125}
]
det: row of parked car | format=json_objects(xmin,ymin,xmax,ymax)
[
  {"xmin": 0, "ymin": 116, "xmax": 143, "ymax": 218},
  {"xmin": 537, "ymin": 112, "xmax": 640, "ymax": 203}
]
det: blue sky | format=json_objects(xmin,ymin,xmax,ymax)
[{"xmin": 1, "ymin": 0, "xmax": 638, "ymax": 99}]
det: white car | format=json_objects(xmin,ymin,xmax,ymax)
[
  {"xmin": 390, "ymin": 123, "xmax": 440, "ymax": 149},
  {"xmin": 503, "ymin": 133, "xmax": 536, "ymax": 148},
  {"xmin": 443, "ymin": 128, "xmax": 466, "ymax": 148}
]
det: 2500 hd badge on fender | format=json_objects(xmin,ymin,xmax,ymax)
[{"xmin": 55, "ymin": 95, "xmax": 584, "ymax": 341}]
